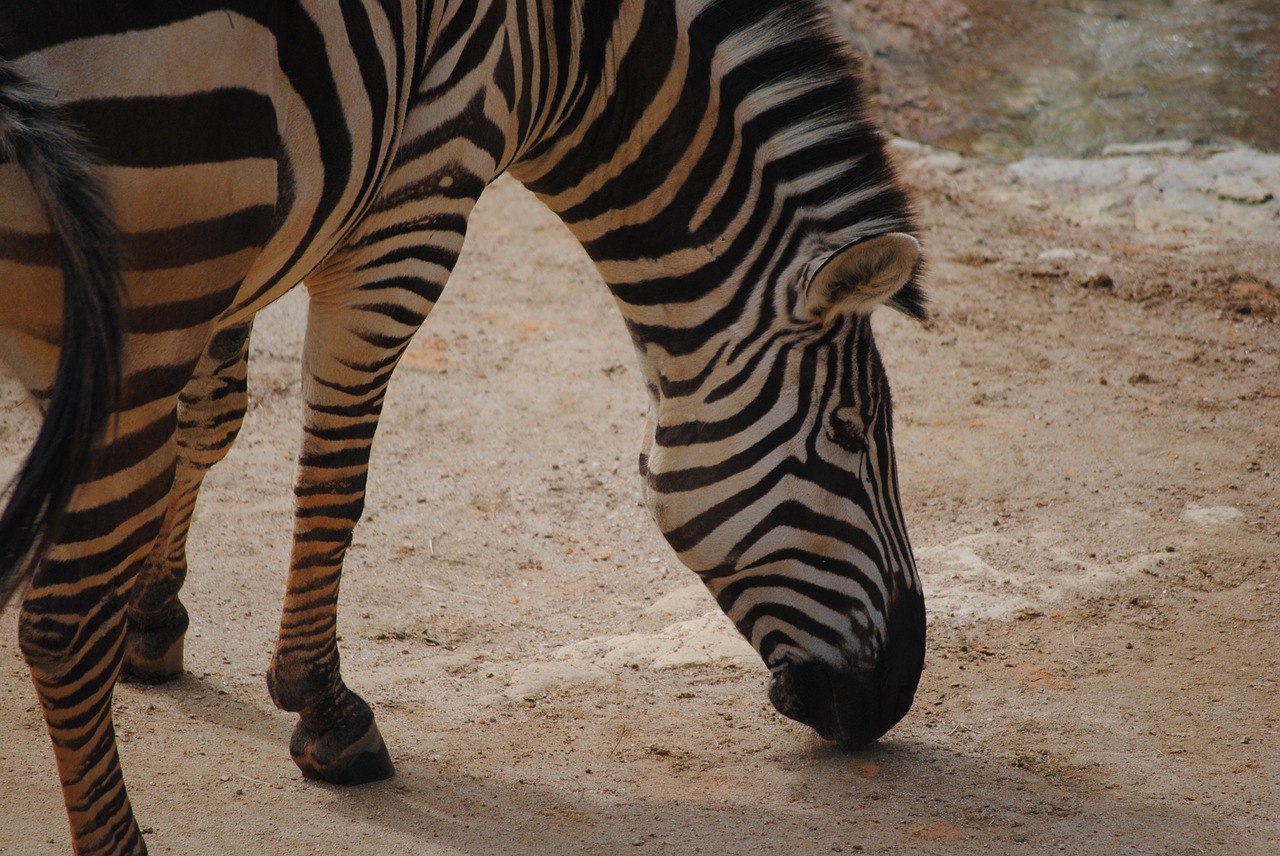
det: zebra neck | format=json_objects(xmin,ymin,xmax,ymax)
[{"xmin": 502, "ymin": 0, "xmax": 909, "ymax": 397}]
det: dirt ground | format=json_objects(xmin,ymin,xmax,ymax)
[{"xmin": 2, "ymin": 10, "xmax": 1279, "ymax": 856}]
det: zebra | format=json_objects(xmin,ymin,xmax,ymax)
[{"xmin": 0, "ymin": 2, "xmax": 928, "ymax": 852}]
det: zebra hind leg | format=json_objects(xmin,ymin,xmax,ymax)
[
  {"xmin": 17, "ymin": 364, "xmax": 198, "ymax": 856},
  {"xmin": 123, "ymin": 321, "xmax": 255, "ymax": 683}
]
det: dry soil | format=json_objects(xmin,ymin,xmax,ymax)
[{"xmin": 1, "ymin": 11, "xmax": 1278, "ymax": 855}]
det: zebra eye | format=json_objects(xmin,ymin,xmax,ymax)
[{"xmin": 826, "ymin": 407, "xmax": 867, "ymax": 454}]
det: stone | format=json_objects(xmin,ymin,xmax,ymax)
[
  {"xmin": 1183, "ymin": 506, "xmax": 1244, "ymax": 526},
  {"xmin": 1101, "ymin": 140, "xmax": 1193, "ymax": 157}
]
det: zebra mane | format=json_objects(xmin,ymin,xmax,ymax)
[
  {"xmin": 686, "ymin": 0, "xmax": 876, "ymax": 120},
  {"xmin": 684, "ymin": 0, "xmax": 926, "ymax": 319}
]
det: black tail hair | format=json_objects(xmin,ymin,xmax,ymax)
[{"xmin": 0, "ymin": 61, "xmax": 124, "ymax": 610}]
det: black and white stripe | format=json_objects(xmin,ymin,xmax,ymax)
[{"xmin": 0, "ymin": 2, "xmax": 926, "ymax": 852}]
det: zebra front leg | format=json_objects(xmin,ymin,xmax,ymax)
[
  {"xmin": 263, "ymin": 151, "xmax": 479, "ymax": 781},
  {"xmin": 264, "ymin": 302, "xmax": 418, "ymax": 785},
  {"xmin": 123, "ymin": 322, "xmax": 255, "ymax": 683}
]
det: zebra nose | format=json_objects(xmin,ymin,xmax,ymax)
[{"xmin": 768, "ymin": 590, "xmax": 926, "ymax": 745}]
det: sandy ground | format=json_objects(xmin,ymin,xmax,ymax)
[{"xmin": 2, "ymin": 14, "xmax": 1279, "ymax": 856}]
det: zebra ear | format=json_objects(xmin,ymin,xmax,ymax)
[{"xmin": 803, "ymin": 232, "xmax": 924, "ymax": 323}]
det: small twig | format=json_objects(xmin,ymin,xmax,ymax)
[
  {"xmin": 422, "ymin": 583, "xmax": 487, "ymax": 602},
  {"xmin": 238, "ymin": 774, "xmax": 272, "ymax": 786},
  {"xmin": 1071, "ymin": 634, "xmax": 1105, "ymax": 650}
]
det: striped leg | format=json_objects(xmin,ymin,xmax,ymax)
[
  {"xmin": 15, "ymin": 326, "xmax": 218, "ymax": 856},
  {"xmin": 265, "ymin": 197, "xmax": 473, "ymax": 783},
  {"xmin": 20, "ymin": 417, "xmax": 173, "ymax": 856},
  {"xmin": 264, "ymin": 303, "xmax": 411, "ymax": 784},
  {"xmin": 3, "ymin": 109, "xmax": 274, "ymax": 844},
  {"xmin": 123, "ymin": 322, "xmax": 254, "ymax": 683}
]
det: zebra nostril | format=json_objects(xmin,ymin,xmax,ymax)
[
  {"xmin": 769, "ymin": 659, "xmax": 876, "ymax": 744},
  {"xmin": 767, "ymin": 662, "xmax": 812, "ymax": 728}
]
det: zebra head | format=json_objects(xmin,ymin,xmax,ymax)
[{"xmin": 638, "ymin": 232, "xmax": 926, "ymax": 746}]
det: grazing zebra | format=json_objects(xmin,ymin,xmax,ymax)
[{"xmin": 0, "ymin": 1, "xmax": 928, "ymax": 852}]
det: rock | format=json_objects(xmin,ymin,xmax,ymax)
[
  {"xmin": 1061, "ymin": 191, "xmax": 1131, "ymax": 224},
  {"xmin": 917, "ymin": 538, "xmax": 1044, "ymax": 623},
  {"xmin": 1036, "ymin": 248, "xmax": 1088, "ymax": 263},
  {"xmin": 1183, "ymin": 506, "xmax": 1244, "ymax": 526},
  {"xmin": 594, "ymin": 612, "xmax": 757, "ymax": 670},
  {"xmin": 636, "ymin": 583, "xmax": 716, "ymax": 627},
  {"xmin": 1214, "ymin": 175, "xmax": 1273, "ymax": 205},
  {"xmin": 1005, "ymin": 144, "xmax": 1280, "ymax": 238},
  {"xmin": 1101, "ymin": 140, "xmax": 1193, "ymax": 157},
  {"xmin": 1007, "ymin": 156, "xmax": 1161, "ymax": 188},
  {"xmin": 502, "ymin": 661, "xmax": 612, "ymax": 701},
  {"xmin": 495, "ymin": 608, "xmax": 757, "ymax": 702},
  {"xmin": 1036, "ymin": 248, "xmax": 1111, "ymax": 267},
  {"xmin": 982, "ymin": 186, "xmax": 1049, "ymax": 211},
  {"xmin": 890, "ymin": 138, "xmax": 967, "ymax": 174},
  {"xmin": 555, "ymin": 611, "xmax": 755, "ymax": 671}
]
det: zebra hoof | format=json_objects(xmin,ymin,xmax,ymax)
[
  {"xmin": 290, "ymin": 712, "xmax": 395, "ymax": 785},
  {"xmin": 120, "ymin": 627, "xmax": 186, "ymax": 684}
]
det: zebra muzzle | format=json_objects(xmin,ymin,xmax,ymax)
[{"xmin": 768, "ymin": 589, "xmax": 926, "ymax": 745}]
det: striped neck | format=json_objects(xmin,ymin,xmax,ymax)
[{"xmin": 503, "ymin": 0, "xmax": 913, "ymax": 388}]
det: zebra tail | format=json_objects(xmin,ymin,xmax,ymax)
[{"xmin": 0, "ymin": 61, "xmax": 124, "ymax": 610}]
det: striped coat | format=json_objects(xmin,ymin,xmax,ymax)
[{"xmin": 0, "ymin": 3, "xmax": 926, "ymax": 852}]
